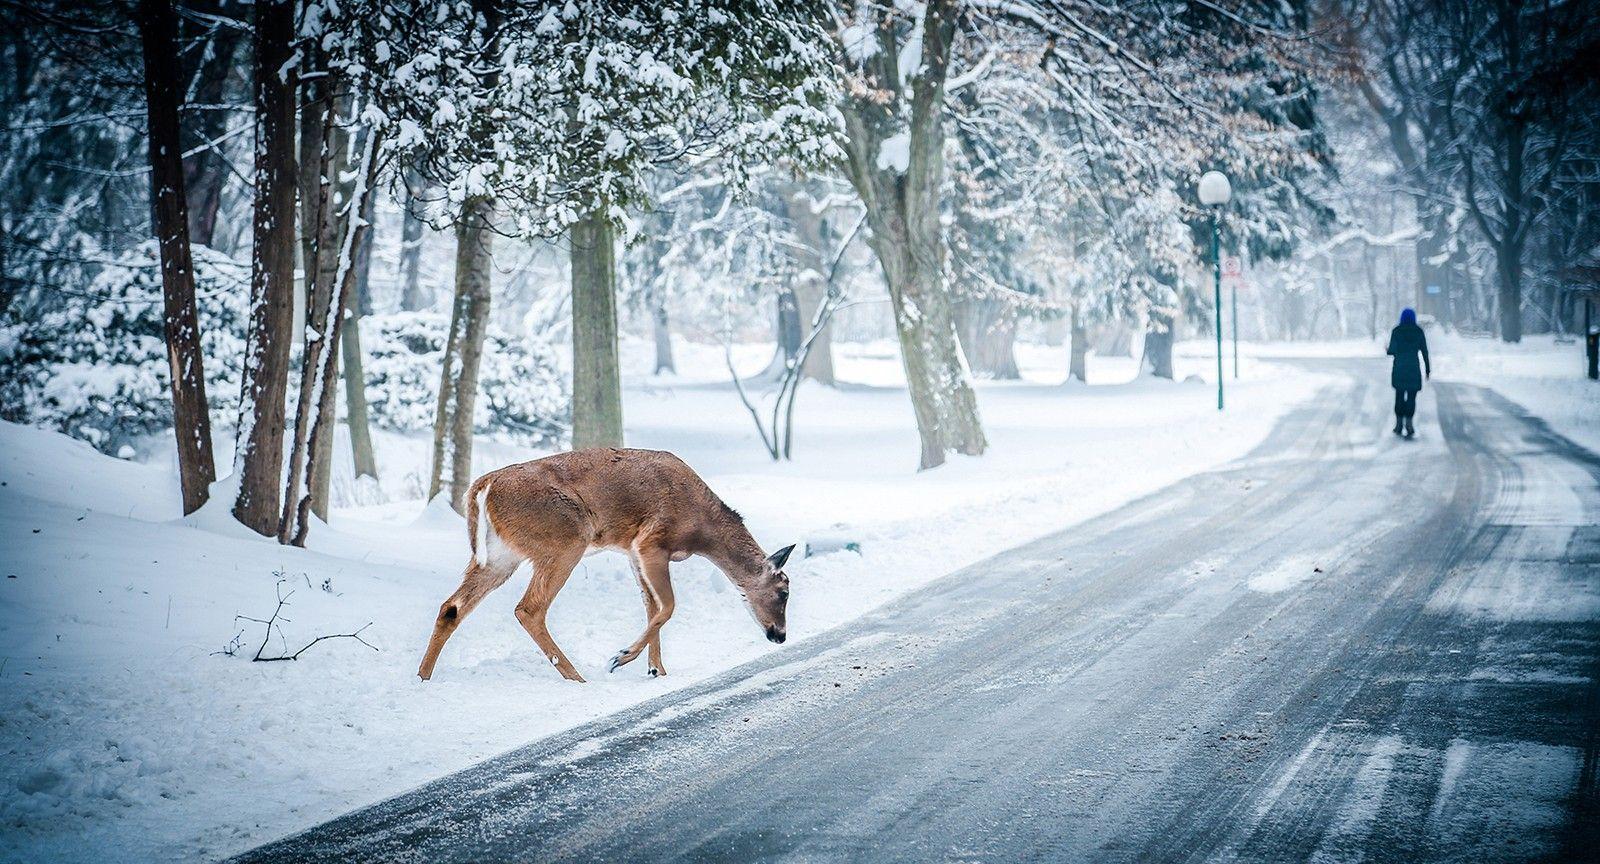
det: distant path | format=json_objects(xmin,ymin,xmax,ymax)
[{"xmin": 237, "ymin": 360, "xmax": 1600, "ymax": 863}]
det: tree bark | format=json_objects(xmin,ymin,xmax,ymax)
[
  {"xmin": 428, "ymin": 196, "xmax": 494, "ymax": 512},
  {"xmin": 138, "ymin": 0, "xmax": 216, "ymax": 515},
  {"xmin": 398, "ymin": 167, "xmax": 429, "ymax": 311},
  {"xmin": 1497, "ymin": 242, "xmax": 1524, "ymax": 343},
  {"xmin": 837, "ymin": 0, "xmax": 984, "ymax": 469},
  {"xmin": 784, "ymin": 186, "xmax": 835, "ymax": 384},
  {"xmin": 178, "ymin": 2, "xmax": 240, "ymax": 249},
  {"xmin": 958, "ymin": 296, "xmax": 1020, "ymax": 380},
  {"xmin": 285, "ymin": 137, "xmax": 380, "ymax": 546},
  {"xmin": 1068, "ymin": 303, "xmax": 1088, "ymax": 383},
  {"xmin": 651, "ymin": 290, "xmax": 675, "ymax": 374},
  {"xmin": 570, "ymin": 207, "xmax": 624, "ymax": 449},
  {"xmin": 343, "ymin": 177, "xmax": 378, "ymax": 479},
  {"xmin": 232, "ymin": 0, "xmax": 297, "ymax": 536},
  {"xmin": 1142, "ymin": 310, "xmax": 1175, "ymax": 379},
  {"xmin": 285, "ymin": 80, "xmax": 348, "ymax": 533}
]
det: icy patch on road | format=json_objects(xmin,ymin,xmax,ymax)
[
  {"xmin": 1248, "ymin": 555, "xmax": 1323, "ymax": 593},
  {"xmin": 1309, "ymin": 734, "xmax": 1402, "ymax": 863},
  {"xmin": 1428, "ymin": 560, "xmax": 1600, "ymax": 622},
  {"xmin": 1425, "ymin": 739, "xmax": 1580, "ymax": 860}
]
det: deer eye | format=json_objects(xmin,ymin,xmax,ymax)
[{"xmin": 777, "ymin": 588, "xmax": 789, "ymax": 601}]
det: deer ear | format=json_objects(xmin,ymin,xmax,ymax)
[{"xmin": 767, "ymin": 544, "xmax": 796, "ymax": 571}]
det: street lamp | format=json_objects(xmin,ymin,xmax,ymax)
[{"xmin": 1198, "ymin": 170, "xmax": 1231, "ymax": 411}]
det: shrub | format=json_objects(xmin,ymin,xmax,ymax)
[{"xmin": 0, "ymin": 246, "xmax": 569, "ymax": 454}]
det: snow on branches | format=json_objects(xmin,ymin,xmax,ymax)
[{"xmin": 330, "ymin": 0, "xmax": 843, "ymax": 236}]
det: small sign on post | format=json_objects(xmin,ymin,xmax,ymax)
[
  {"xmin": 1223, "ymin": 256, "xmax": 1243, "ymax": 279},
  {"xmin": 1425, "ymin": 284, "xmax": 1442, "ymax": 295}
]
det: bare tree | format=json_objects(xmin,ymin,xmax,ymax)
[
  {"xmin": 136, "ymin": 0, "xmax": 216, "ymax": 514},
  {"xmin": 342, "ymin": 174, "xmax": 379, "ymax": 481},
  {"xmin": 397, "ymin": 167, "xmax": 430, "ymax": 311},
  {"xmin": 1433, "ymin": 0, "xmax": 1597, "ymax": 341},
  {"xmin": 428, "ymin": 195, "xmax": 494, "ymax": 512},
  {"xmin": 837, "ymin": 0, "xmax": 986, "ymax": 469},
  {"xmin": 232, "ymin": 0, "xmax": 297, "ymax": 536}
]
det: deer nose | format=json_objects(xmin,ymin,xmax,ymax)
[{"xmin": 766, "ymin": 626, "xmax": 786, "ymax": 644}]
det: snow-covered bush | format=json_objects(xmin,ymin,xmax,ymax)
[
  {"xmin": 0, "ymin": 246, "xmax": 569, "ymax": 454},
  {"xmin": 0, "ymin": 243, "xmax": 249, "ymax": 455},
  {"xmin": 363, "ymin": 312, "xmax": 568, "ymax": 446}
]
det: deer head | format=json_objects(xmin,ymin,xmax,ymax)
[{"xmin": 744, "ymin": 544, "xmax": 795, "ymax": 644}]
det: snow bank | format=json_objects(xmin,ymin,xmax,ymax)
[
  {"xmin": 1433, "ymin": 333, "xmax": 1600, "ymax": 457},
  {"xmin": 1, "ymin": 338, "xmax": 1325, "ymax": 862}
]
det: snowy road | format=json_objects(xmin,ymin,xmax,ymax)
[{"xmin": 236, "ymin": 361, "xmax": 1600, "ymax": 863}]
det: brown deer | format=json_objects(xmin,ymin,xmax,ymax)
[{"xmin": 417, "ymin": 448, "xmax": 795, "ymax": 682}]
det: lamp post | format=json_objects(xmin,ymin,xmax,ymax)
[{"xmin": 1198, "ymin": 170, "xmax": 1231, "ymax": 411}]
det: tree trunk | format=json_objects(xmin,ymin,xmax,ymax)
[
  {"xmin": 353, "ymin": 177, "xmax": 377, "ymax": 317},
  {"xmin": 289, "ymin": 82, "xmax": 349, "ymax": 531},
  {"xmin": 232, "ymin": 0, "xmax": 297, "ymax": 536},
  {"xmin": 792, "ymin": 273, "xmax": 836, "ymax": 384},
  {"xmin": 1142, "ymin": 310, "xmax": 1175, "ymax": 379},
  {"xmin": 1497, "ymin": 241, "xmax": 1524, "ymax": 343},
  {"xmin": 837, "ymin": 0, "xmax": 984, "ymax": 469},
  {"xmin": 784, "ymin": 186, "xmax": 835, "ymax": 385},
  {"xmin": 284, "ymin": 136, "xmax": 379, "ymax": 546},
  {"xmin": 1068, "ymin": 303, "xmax": 1088, "ymax": 383},
  {"xmin": 570, "ymin": 208, "xmax": 624, "ymax": 450},
  {"xmin": 872, "ymin": 232, "xmax": 986, "ymax": 469},
  {"xmin": 959, "ymin": 296, "xmax": 1020, "ymax": 380},
  {"xmin": 138, "ymin": 0, "xmax": 216, "ymax": 515},
  {"xmin": 776, "ymin": 286, "xmax": 802, "ymax": 362},
  {"xmin": 1414, "ymin": 204, "xmax": 1449, "ymax": 322},
  {"xmin": 398, "ymin": 167, "xmax": 429, "ymax": 311},
  {"xmin": 428, "ymin": 196, "xmax": 494, "ymax": 512},
  {"xmin": 342, "ymin": 178, "xmax": 378, "ymax": 479},
  {"xmin": 651, "ymin": 290, "xmax": 675, "ymax": 374},
  {"xmin": 340, "ymin": 291, "xmax": 377, "ymax": 479},
  {"xmin": 178, "ymin": 4, "xmax": 239, "ymax": 249}
]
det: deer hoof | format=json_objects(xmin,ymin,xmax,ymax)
[
  {"xmin": 607, "ymin": 650, "xmax": 628, "ymax": 673},
  {"xmin": 648, "ymin": 666, "xmax": 664, "ymax": 678}
]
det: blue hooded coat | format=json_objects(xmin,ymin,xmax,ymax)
[{"xmin": 1386, "ymin": 309, "xmax": 1430, "ymax": 391}]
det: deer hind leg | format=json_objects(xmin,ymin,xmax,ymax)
[
  {"xmin": 418, "ymin": 558, "xmax": 519, "ymax": 681},
  {"xmin": 609, "ymin": 546, "xmax": 675, "ymax": 674},
  {"xmin": 513, "ymin": 541, "xmax": 589, "ymax": 683},
  {"xmin": 628, "ymin": 552, "xmax": 667, "ymax": 678}
]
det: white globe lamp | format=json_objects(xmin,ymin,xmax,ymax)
[{"xmin": 1198, "ymin": 170, "xmax": 1232, "ymax": 207}]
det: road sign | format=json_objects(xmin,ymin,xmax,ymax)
[
  {"xmin": 1222, "ymin": 256, "xmax": 1243, "ymax": 279},
  {"xmin": 1425, "ymin": 284, "xmax": 1441, "ymax": 295}
]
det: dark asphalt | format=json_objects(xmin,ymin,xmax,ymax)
[{"xmin": 236, "ymin": 361, "xmax": 1600, "ymax": 863}]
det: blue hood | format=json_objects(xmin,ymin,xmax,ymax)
[{"xmin": 1399, "ymin": 308, "xmax": 1417, "ymax": 326}]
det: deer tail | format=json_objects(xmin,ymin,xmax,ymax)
[{"xmin": 471, "ymin": 478, "xmax": 494, "ymax": 567}]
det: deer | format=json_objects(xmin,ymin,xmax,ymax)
[{"xmin": 417, "ymin": 448, "xmax": 796, "ymax": 683}]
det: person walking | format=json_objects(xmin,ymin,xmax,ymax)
[{"xmin": 1386, "ymin": 308, "xmax": 1431, "ymax": 438}]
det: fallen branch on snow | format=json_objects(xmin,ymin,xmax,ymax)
[{"xmin": 232, "ymin": 574, "xmax": 378, "ymax": 663}]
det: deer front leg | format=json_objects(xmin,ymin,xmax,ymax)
[
  {"xmin": 418, "ymin": 561, "xmax": 515, "ymax": 681},
  {"xmin": 610, "ymin": 547, "xmax": 675, "ymax": 674},
  {"xmin": 514, "ymin": 545, "xmax": 587, "ymax": 683},
  {"xmin": 628, "ymin": 552, "xmax": 667, "ymax": 677}
]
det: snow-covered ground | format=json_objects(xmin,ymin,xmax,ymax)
[
  {"xmin": 3, "ymin": 332, "xmax": 1593, "ymax": 863},
  {"xmin": 1432, "ymin": 333, "xmax": 1600, "ymax": 457},
  {"xmin": 0, "ymin": 335, "xmax": 1380, "ymax": 863}
]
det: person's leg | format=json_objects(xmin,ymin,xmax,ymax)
[
  {"xmin": 1393, "ymin": 388, "xmax": 1405, "ymax": 434},
  {"xmin": 1403, "ymin": 390, "xmax": 1417, "ymax": 436}
]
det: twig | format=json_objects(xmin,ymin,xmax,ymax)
[{"xmin": 232, "ymin": 576, "xmax": 379, "ymax": 662}]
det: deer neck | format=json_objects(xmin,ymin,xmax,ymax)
[{"xmin": 700, "ymin": 518, "xmax": 767, "ymax": 591}]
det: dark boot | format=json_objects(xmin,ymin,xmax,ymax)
[{"xmin": 1404, "ymin": 415, "xmax": 1415, "ymax": 438}]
